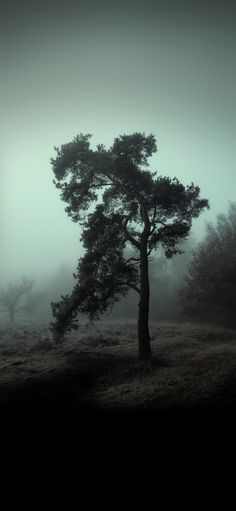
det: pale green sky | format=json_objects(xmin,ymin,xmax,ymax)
[{"xmin": 1, "ymin": 1, "xmax": 236, "ymax": 284}]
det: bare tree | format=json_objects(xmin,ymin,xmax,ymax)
[{"xmin": 0, "ymin": 278, "xmax": 34, "ymax": 322}]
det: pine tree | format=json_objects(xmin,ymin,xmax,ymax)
[{"xmin": 50, "ymin": 132, "xmax": 209, "ymax": 359}]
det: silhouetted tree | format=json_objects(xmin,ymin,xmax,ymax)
[
  {"xmin": 180, "ymin": 202, "xmax": 236, "ymax": 325},
  {"xmin": 0, "ymin": 278, "xmax": 34, "ymax": 322},
  {"xmin": 50, "ymin": 132, "xmax": 209, "ymax": 360}
]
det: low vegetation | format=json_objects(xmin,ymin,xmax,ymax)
[{"xmin": 1, "ymin": 320, "xmax": 236, "ymax": 416}]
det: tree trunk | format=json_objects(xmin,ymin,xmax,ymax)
[{"xmin": 138, "ymin": 243, "xmax": 152, "ymax": 361}]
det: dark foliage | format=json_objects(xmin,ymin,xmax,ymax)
[{"xmin": 180, "ymin": 203, "xmax": 236, "ymax": 324}]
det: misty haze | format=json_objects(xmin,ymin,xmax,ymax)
[{"xmin": 1, "ymin": 0, "xmax": 236, "ymax": 418}]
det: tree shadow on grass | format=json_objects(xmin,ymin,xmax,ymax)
[{"xmin": 1, "ymin": 348, "xmax": 236, "ymax": 423}]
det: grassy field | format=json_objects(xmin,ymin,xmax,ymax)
[{"xmin": 1, "ymin": 320, "xmax": 236, "ymax": 417}]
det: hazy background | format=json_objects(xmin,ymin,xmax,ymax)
[{"xmin": 1, "ymin": 0, "xmax": 236, "ymax": 286}]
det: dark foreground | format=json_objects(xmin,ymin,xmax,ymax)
[{"xmin": 1, "ymin": 321, "xmax": 236, "ymax": 422}]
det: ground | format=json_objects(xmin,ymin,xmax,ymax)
[{"xmin": 1, "ymin": 320, "xmax": 236, "ymax": 419}]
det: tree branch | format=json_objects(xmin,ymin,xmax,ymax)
[
  {"xmin": 123, "ymin": 216, "xmax": 140, "ymax": 249},
  {"xmin": 150, "ymin": 205, "xmax": 157, "ymax": 235},
  {"xmin": 140, "ymin": 204, "xmax": 151, "ymax": 238},
  {"xmin": 124, "ymin": 283, "xmax": 141, "ymax": 294},
  {"xmin": 90, "ymin": 180, "xmax": 114, "ymax": 188},
  {"xmin": 156, "ymin": 219, "xmax": 167, "ymax": 227},
  {"xmin": 124, "ymin": 256, "xmax": 141, "ymax": 265},
  {"xmin": 151, "ymin": 204, "xmax": 157, "ymax": 225},
  {"xmin": 110, "ymin": 176, "xmax": 140, "ymax": 203}
]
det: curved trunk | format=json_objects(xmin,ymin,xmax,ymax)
[{"xmin": 138, "ymin": 243, "xmax": 151, "ymax": 361}]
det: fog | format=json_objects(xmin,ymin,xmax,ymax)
[
  {"xmin": 1, "ymin": 0, "xmax": 236, "ymax": 287},
  {"xmin": 1, "ymin": 2, "xmax": 236, "ymax": 416}
]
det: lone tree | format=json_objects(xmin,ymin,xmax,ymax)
[
  {"xmin": 50, "ymin": 133, "xmax": 209, "ymax": 360},
  {"xmin": 180, "ymin": 202, "xmax": 236, "ymax": 326}
]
